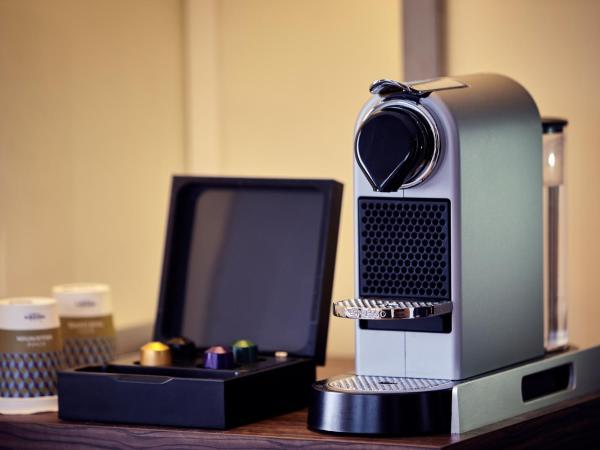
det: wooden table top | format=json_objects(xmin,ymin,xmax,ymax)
[{"xmin": 1, "ymin": 358, "xmax": 599, "ymax": 449}]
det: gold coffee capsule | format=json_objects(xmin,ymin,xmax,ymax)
[{"xmin": 140, "ymin": 341, "xmax": 172, "ymax": 366}]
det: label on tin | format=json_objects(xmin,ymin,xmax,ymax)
[
  {"xmin": 60, "ymin": 315, "xmax": 115, "ymax": 339},
  {"xmin": 0, "ymin": 328, "xmax": 62, "ymax": 353}
]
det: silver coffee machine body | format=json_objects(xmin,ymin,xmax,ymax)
[{"xmin": 353, "ymin": 74, "xmax": 543, "ymax": 380}]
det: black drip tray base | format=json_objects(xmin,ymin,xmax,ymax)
[
  {"xmin": 308, "ymin": 374, "xmax": 453, "ymax": 435},
  {"xmin": 308, "ymin": 347, "xmax": 600, "ymax": 435}
]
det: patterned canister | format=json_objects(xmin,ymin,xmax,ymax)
[
  {"xmin": 0, "ymin": 297, "xmax": 64, "ymax": 414},
  {"xmin": 53, "ymin": 283, "xmax": 116, "ymax": 368}
]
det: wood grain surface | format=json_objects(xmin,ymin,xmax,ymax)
[{"xmin": 0, "ymin": 359, "xmax": 599, "ymax": 449}]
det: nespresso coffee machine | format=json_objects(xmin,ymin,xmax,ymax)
[{"xmin": 308, "ymin": 74, "xmax": 600, "ymax": 435}]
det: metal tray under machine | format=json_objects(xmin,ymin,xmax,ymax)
[{"xmin": 308, "ymin": 299, "xmax": 600, "ymax": 435}]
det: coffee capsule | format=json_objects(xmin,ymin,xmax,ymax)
[
  {"xmin": 166, "ymin": 336, "xmax": 196, "ymax": 365},
  {"xmin": 140, "ymin": 341, "xmax": 172, "ymax": 366},
  {"xmin": 204, "ymin": 345, "xmax": 234, "ymax": 370},
  {"xmin": 275, "ymin": 351, "xmax": 288, "ymax": 359},
  {"xmin": 232, "ymin": 339, "xmax": 258, "ymax": 364}
]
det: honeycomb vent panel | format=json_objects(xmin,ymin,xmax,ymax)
[{"xmin": 358, "ymin": 197, "xmax": 450, "ymax": 300}]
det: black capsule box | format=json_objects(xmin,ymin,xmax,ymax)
[{"xmin": 58, "ymin": 177, "xmax": 342, "ymax": 429}]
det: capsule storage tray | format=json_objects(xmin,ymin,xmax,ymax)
[{"xmin": 57, "ymin": 177, "xmax": 343, "ymax": 429}]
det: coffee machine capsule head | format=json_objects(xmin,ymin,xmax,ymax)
[{"xmin": 355, "ymin": 105, "xmax": 437, "ymax": 192}]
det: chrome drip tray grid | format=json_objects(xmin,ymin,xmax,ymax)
[
  {"xmin": 326, "ymin": 374, "xmax": 454, "ymax": 393},
  {"xmin": 332, "ymin": 298, "xmax": 453, "ymax": 320}
]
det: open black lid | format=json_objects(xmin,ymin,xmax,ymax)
[{"xmin": 154, "ymin": 177, "xmax": 343, "ymax": 365}]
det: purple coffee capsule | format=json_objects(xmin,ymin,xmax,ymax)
[{"xmin": 203, "ymin": 345, "xmax": 235, "ymax": 370}]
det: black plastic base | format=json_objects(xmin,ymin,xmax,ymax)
[
  {"xmin": 307, "ymin": 378, "xmax": 452, "ymax": 435},
  {"xmin": 58, "ymin": 355, "xmax": 314, "ymax": 429}
]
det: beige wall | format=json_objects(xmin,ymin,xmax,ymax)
[
  {"xmin": 0, "ymin": 0, "xmax": 184, "ymax": 329},
  {"xmin": 186, "ymin": 0, "xmax": 402, "ymax": 358},
  {"xmin": 193, "ymin": 0, "xmax": 600, "ymax": 357},
  {"xmin": 0, "ymin": 0, "xmax": 401, "ymax": 356},
  {"xmin": 445, "ymin": 0, "xmax": 600, "ymax": 349},
  {"xmin": 3, "ymin": 0, "xmax": 596, "ymax": 359}
]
